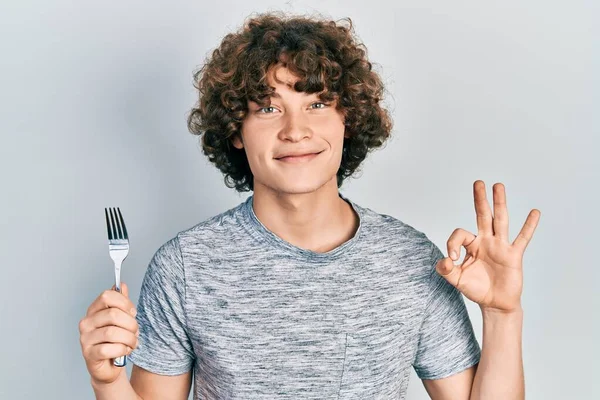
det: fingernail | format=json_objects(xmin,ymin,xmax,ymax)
[
  {"xmin": 450, "ymin": 251, "xmax": 458, "ymax": 260},
  {"xmin": 135, "ymin": 330, "xmax": 139, "ymax": 337},
  {"xmin": 130, "ymin": 308, "xmax": 137, "ymax": 317}
]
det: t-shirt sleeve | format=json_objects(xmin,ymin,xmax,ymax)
[
  {"xmin": 127, "ymin": 235, "xmax": 195, "ymax": 375},
  {"xmin": 412, "ymin": 241, "xmax": 481, "ymax": 380}
]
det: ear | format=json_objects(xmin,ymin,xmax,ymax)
[{"xmin": 231, "ymin": 133, "xmax": 244, "ymax": 149}]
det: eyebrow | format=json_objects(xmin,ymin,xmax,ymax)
[{"xmin": 267, "ymin": 91, "xmax": 323, "ymax": 99}]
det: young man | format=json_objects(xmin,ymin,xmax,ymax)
[{"xmin": 80, "ymin": 12, "xmax": 540, "ymax": 400}]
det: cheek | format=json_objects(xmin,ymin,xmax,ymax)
[
  {"xmin": 240, "ymin": 135, "xmax": 271, "ymax": 167},
  {"xmin": 322, "ymin": 119, "xmax": 346, "ymax": 148}
]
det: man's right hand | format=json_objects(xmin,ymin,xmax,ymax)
[{"xmin": 79, "ymin": 282, "xmax": 140, "ymax": 386}]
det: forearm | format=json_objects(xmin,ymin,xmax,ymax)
[
  {"xmin": 469, "ymin": 306, "xmax": 524, "ymax": 400},
  {"xmin": 91, "ymin": 368, "xmax": 143, "ymax": 400}
]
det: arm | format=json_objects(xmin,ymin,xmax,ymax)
[
  {"xmin": 470, "ymin": 306, "xmax": 524, "ymax": 399},
  {"xmin": 421, "ymin": 306, "xmax": 524, "ymax": 400},
  {"xmin": 422, "ymin": 180, "xmax": 538, "ymax": 399},
  {"xmin": 412, "ymin": 242, "xmax": 482, "ymax": 392},
  {"xmin": 131, "ymin": 365, "xmax": 193, "ymax": 400},
  {"xmin": 422, "ymin": 365, "xmax": 477, "ymax": 400},
  {"xmin": 91, "ymin": 368, "xmax": 142, "ymax": 400},
  {"xmin": 91, "ymin": 365, "xmax": 192, "ymax": 400},
  {"xmin": 111, "ymin": 236, "xmax": 196, "ymax": 399}
]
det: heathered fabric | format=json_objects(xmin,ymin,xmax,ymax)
[{"xmin": 128, "ymin": 192, "xmax": 481, "ymax": 399}]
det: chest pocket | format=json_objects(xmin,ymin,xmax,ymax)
[{"xmin": 337, "ymin": 321, "xmax": 412, "ymax": 399}]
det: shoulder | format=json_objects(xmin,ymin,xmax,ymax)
[
  {"xmin": 354, "ymin": 201, "xmax": 435, "ymax": 252},
  {"xmin": 153, "ymin": 199, "xmax": 248, "ymax": 259},
  {"xmin": 352, "ymin": 200, "xmax": 442, "ymax": 280},
  {"xmin": 348, "ymin": 203, "xmax": 445, "ymax": 306}
]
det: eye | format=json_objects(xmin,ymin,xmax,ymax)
[
  {"xmin": 257, "ymin": 106, "xmax": 278, "ymax": 114},
  {"xmin": 311, "ymin": 102, "xmax": 329, "ymax": 109}
]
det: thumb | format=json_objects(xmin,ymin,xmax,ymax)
[
  {"xmin": 110, "ymin": 282, "xmax": 129, "ymax": 298},
  {"xmin": 121, "ymin": 282, "xmax": 129, "ymax": 298},
  {"xmin": 435, "ymin": 257, "xmax": 461, "ymax": 288}
]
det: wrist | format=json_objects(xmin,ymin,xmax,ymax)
[
  {"xmin": 90, "ymin": 377, "xmax": 113, "ymax": 392},
  {"xmin": 480, "ymin": 305, "xmax": 524, "ymax": 325},
  {"xmin": 480, "ymin": 304, "xmax": 523, "ymax": 315},
  {"xmin": 90, "ymin": 370, "xmax": 126, "ymax": 392}
]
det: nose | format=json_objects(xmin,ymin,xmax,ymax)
[{"xmin": 278, "ymin": 111, "xmax": 312, "ymax": 142}]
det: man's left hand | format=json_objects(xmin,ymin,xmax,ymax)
[{"xmin": 435, "ymin": 180, "xmax": 541, "ymax": 313}]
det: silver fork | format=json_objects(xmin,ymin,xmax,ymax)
[{"xmin": 104, "ymin": 207, "xmax": 130, "ymax": 367}]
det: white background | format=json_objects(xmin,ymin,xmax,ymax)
[{"xmin": 0, "ymin": 0, "xmax": 597, "ymax": 398}]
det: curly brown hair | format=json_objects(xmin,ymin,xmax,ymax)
[{"xmin": 187, "ymin": 11, "xmax": 393, "ymax": 192}]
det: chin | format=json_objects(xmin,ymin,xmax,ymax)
[
  {"xmin": 261, "ymin": 175, "xmax": 336, "ymax": 196},
  {"xmin": 276, "ymin": 181, "xmax": 327, "ymax": 195}
]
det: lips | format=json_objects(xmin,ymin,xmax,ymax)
[
  {"xmin": 275, "ymin": 150, "xmax": 323, "ymax": 159},
  {"xmin": 274, "ymin": 150, "xmax": 323, "ymax": 163}
]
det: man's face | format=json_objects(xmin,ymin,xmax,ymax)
[{"xmin": 232, "ymin": 63, "xmax": 348, "ymax": 195}]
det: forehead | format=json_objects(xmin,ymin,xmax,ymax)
[
  {"xmin": 253, "ymin": 62, "xmax": 332, "ymax": 103},
  {"xmin": 265, "ymin": 63, "xmax": 301, "ymax": 93}
]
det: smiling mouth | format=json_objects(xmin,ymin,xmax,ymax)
[{"xmin": 275, "ymin": 150, "xmax": 324, "ymax": 162}]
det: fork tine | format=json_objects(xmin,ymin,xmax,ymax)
[
  {"xmin": 105, "ymin": 208, "xmax": 113, "ymax": 240},
  {"xmin": 113, "ymin": 207, "xmax": 124, "ymax": 239},
  {"xmin": 109, "ymin": 208, "xmax": 118, "ymax": 240},
  {"xmin": 116, "ymin": 207, "xmax": 128, "ymax": 240}
]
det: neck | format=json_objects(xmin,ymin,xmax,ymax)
[{"xmin": 251, "ymin": 178, "xmax": 359, "ymax": 253}]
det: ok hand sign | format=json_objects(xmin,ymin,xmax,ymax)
[{"xmin": 435, "ymin": 181, "xmax": 541, "ymax": 313}]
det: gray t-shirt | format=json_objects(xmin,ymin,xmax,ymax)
[{"xmin": 128, "ymin": 192, "xmax": 481, "ymax": 399}]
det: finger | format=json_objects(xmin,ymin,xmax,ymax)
[
  {"xmin": 474, "ymin": 180, "xmax": 493, "ymax": 236},
  {"xmin": 85, "ymin": 343, "xmax": 134, "ymax": 362},
  {"xmin": 86, "ymin": 287, "xmax": 136, "ymax": 318},
  {"xmin": 492, "ymin": 182, "xmax": 509, "ymax": 242},
  {"xmin": 446, "ymin": 228, "xmax": 477, "ymax": 262},
  {"xmin": 512, "ymin": 209, "xmax": 541, "ymax": 252},
  {"xmin": 435, "ymin": 257, "xmax": 461, "ymax": 288},
  {"xmin": 83, "ymin": 325, "xmax": 139, "ymax": 351},
  {"xmin": 80, "ymin": 307, "xmax": 139, "ymax": 335}
]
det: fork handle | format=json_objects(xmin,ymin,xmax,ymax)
[{"xmin": 113, "ymin": 279, "xmax": 127, "ymax": 367}]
